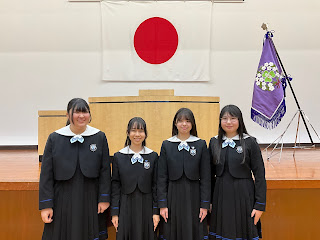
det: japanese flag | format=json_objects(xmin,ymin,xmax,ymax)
[{"xmin": 100, "ymin": 0, "xmax": 213, "ymax": 81}]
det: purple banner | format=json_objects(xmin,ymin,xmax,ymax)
[{"xmin": 251, "ymin": 33, "xmax": 286, "ymax": 129}]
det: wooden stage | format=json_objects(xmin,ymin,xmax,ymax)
[{"xmin": 1, "ymin": 147, "xmax": 320, "ymax": 240}]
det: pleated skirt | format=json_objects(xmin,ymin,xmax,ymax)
[
  {"xmin": 209, "ymin": 170, "xmax": 261, "ymax": 240},
  {"xmin": 116, "ymin": 188, "xmax": 157, "ymax": 240},
  {"xmin": 42, "ymin": 162, "xmax": 108, "ymax": 240},
  {"xmin": 159, "ymin": 175, "xmax": 209, "ymax": 240}
]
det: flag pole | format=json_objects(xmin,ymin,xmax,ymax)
[{"xmin": 261, "ymin": 23, "xmax": 314, "ymax": 145}]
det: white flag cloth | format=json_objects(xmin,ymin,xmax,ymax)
[{"xmin": 100, "ymin": 0, "xmax": 213, "ymax": 81}]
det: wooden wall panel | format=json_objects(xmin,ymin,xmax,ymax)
[
  {"xmin": 0, "ymin": 190, "xmax": 116, "ymax": 240},
  {"xmin": 1, "ymin": 188, "xmax": 319, "ymax": 240},
  {"xmin": 38, "ymin": 90, "xmax": 220, "ymax": 155},
  {"xmin": 262, "ymin": 188, "xmax": 320, "ymax": 239},
  {"xmin": 38, "ymin": 111, "xmax": 67, "ymax": 156},
  {"xmin": 0, "ymin": 190, "xmax": 43, "ymax": 240}
]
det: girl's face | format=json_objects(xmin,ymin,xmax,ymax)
[
  {"xmin": 69, "ymin": 109, "xmax": 90, "ymax": 129},
  {"xmin": 128, "ymin": 127, "xmax": 146, "ymax": 146},
  {"xmin": 221, "ymin": 112, "xmax": 239, "ymax": 137},
  {"xmin": 175, "ymin": 118, "xmax": 192, "ymax": 135}
]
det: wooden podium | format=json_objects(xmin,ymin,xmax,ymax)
[{"xmin": 38, "ymin": 90, "xmax": 220, "ymax": 156}]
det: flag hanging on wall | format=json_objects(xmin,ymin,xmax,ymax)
[
  {"xmin": 251, "ymin": 32, "xmax": 286, "ymax": 129},
  {"xmin": 100, "ymin": 0, "xmax": 213, "ymax": 81}
]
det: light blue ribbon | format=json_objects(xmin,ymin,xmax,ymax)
[
  {"xmin": 131, "ymin": 153, "xmax": 144, "ymax": 164},
  {"xmin": 178, "ymin": 141, "xmax": 190, "ymax": 151},
  {"xmin": 70, "ymin": 135, "xmax": 84, "ymax": 144},
  {"xmin": 222, "ymin": 139, "xmax": 236, "ymax": 148}
]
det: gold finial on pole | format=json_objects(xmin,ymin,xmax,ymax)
[{"xmin": 261, "ymin": 23, "xmax": 269, "ymax": 31}]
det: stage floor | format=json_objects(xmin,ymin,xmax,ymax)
[
  {"xmin": 1, "ymin": 147, "xmax": 320, "ymax": 240},
  {"xmin": 1, "ymin": 147, "xmax": 320, "ymax": 190}
]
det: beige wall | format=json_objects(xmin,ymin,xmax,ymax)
[{"xmin": 1, "ymin": 0, "xmax": 319, "ymax": 145}]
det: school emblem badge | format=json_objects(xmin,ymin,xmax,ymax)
[
  {"xmin": 236, "ymin": 146, "xmax": 243, "ymax": 154},
  {"xmin": 90, "ymin": 144, "xmax": 97, "ymax": 152},
  {"xmin": 190, "ymin": 146, "xmax": 197, "ymax": 156},
  {"xmin": 144, "ymin": 160, "xmax": 150, "ymax": 169}
]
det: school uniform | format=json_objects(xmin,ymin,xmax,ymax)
[
  {"xmin": 39, "ymin": 125, "xmax": 111, "ymax": 240},
  {"xmin": 208, "ymin": 134, "xmax": 266, "ymax": 240},
  {"xmin": 111, "ymin": 146, "xmax": 159, "ymax": 240},
  {"xmin": 158, "ymin": 135, "xmax": 211, "ymax": 240}
]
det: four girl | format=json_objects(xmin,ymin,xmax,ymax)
[{"xmin": 40, "ymin": 100, "xmax": 266, "ymax": 240}]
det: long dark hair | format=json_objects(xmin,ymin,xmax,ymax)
[
  {"xmin": 66, "ymin": 98, "xmax": 91, "ymax": 126},
  {"xmin": 125, "ymin": 117, "xmax": 147, "ymax": 147},
  {"xmin": 214, "ymin": 105, "xmax": 248, "ymax": 164},
  {"xmin": 172, "ymin": 108, "xmax": 198, "ymax": 137}
]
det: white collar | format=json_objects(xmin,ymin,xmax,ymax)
[
  {"xmin": 119, "ymin": 146, "xmax": 153, "ymax": 155},
  {"xmin": 55, "ymin": 125, "xmax": 100, "ymax": 137},
  {"xmin": 221, "ymin": 134, "xmax": 250, "ymax": 140},
  {"xmin": 167, "ymin": 135, "xmax": 200, "ymax": 143}
]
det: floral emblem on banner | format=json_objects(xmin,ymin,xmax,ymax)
[{"xmin": 255, "ymin": 62, "xmax": 281, "ymax": 91}]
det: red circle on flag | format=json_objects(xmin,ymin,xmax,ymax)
[{"xmin": 134, "ymin": 17, "xmax": 178, "ymax": 64}]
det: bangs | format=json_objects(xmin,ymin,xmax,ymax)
[
  {"xmin": 176, "ymin": 113, "xmax": 191, "ymax": 121},
  {"xmin": 128, "ymin": 117, "xmax": 147, "ymax": 132},
  {"xmin": 73, "ymin": 102, "xmax": 90, "ymax": 113},
  {"xmin": 222, "ymin": 111, "xmax": 237, "ymax": 118},
  {"xmin": 131, "ymin": 121, "xmax": 145, "ymax": 130},
  {"xmin": 220, "ymin": 105, "xmax": 240, "ymax": 119},
  {"xmin": 176, "ymin": 110, "xmax": 193, "ymax": 122}
]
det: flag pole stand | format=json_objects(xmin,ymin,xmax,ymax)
[
  {"xmin": 260, "ymin": 23, "xmax": 320, "ymax": 161},
  {"xmin": 264, "ymin": 110, "xmax": 320, "ymax": 162}
]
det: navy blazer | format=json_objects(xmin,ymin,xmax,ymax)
[
  {"xmin": 157, "ymin": 138, "xmax": 211, "ymax": 209},
  {"xmin": 110, "ymin": 148, "xmax": 158, "ymax": 216},
  {"xmin": 39, "ymin": 131, "xmax": 111, "ymax": 210}
]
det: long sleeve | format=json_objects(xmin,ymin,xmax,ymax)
[
  {"xmin": 98, "ymin": 133, "xmax": 111, "ymax": 203},
  {"xmin": 152, "ymin": 154, "xmax": 160, "ymax": 215},
  {"xmin": 157, "ymin": 142, "xmax": 168, "ymax": 208},
  {"xmin": 39, "ymin": 135, "xmax": 55, "ymax": 210},
  {"xmin": 249, "ymin": 138, "xmax": 267, "ymax": 211},
  {"xmin": 199, "ymin": 140, "xmax": 211, "ymax": 209},
  {"xmin": 111, "ymin": 154, "xmax": 121, "ymax": 216},
  {"xmin": 209, "ymin": 138, "xmax": 216, "ymax": 204}
]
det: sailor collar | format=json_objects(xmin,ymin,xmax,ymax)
[
  {"xmin": 55, "ymin": 125, "xmax": 100, "ymax": 137},
  {"xmin": 214, "ymin": 134, "xmax": 250, "ymax": 140},
  {"xmin": 167, "ymin": 135, "xmax": 200, "ymax": 143},
  {"xmin": 119, "ymin": 146, "xmax": 154, "ymax": 155}
]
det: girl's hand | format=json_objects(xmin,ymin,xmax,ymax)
[
  {"xmin": 98, "ymin": 202, "xmax": 110, "ymax": 214},
  {"xmin": 111, "ymin": 215, "xmax": 119, "ymax": 232},
  {"xmin": 41, "ymin": 208, "xmax": 53, "ymax": 223},
  {"xmin": 160, "ymin": 208, "xmax": 169, "ymax": 223},
  {"xmin": 199, "ymin": 208, "xmax": 207, "ymax": 223},
  {"xmin": 153, "ymin": 214, "xmax": 160, "ymax": 231},
  {"xmin": 251, "ymin": 209, "xmax": 263, "ymax": 225}
]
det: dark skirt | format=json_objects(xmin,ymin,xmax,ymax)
[
  {"xmin": 117, "ymin": 188, "xmax": 157, "ymax": 240},
  {"xmin": 42, "ymin": 163, "xmax": 108, "ymax": 240},
  {"xmin": 159, "ymin": 175, "xmax": 208, "ymax": 240},
  {"xmin": 209, "ymin": 170, "xmax": 261, "ymax": 240}
]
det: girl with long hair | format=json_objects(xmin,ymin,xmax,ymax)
[
  {"xmin": 158, "ymin": 108, "xmax": 211, "ymax": 240},
  {"xmin": 209, "ymin": 105, "xmax": 266, "ymax": 240}
]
